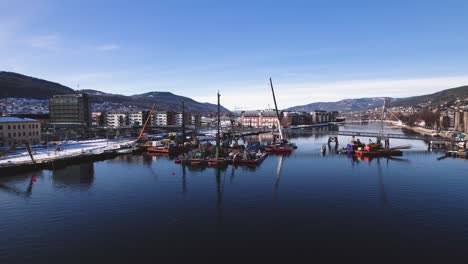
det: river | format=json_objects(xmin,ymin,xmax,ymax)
[{"xmin": 0, "ymin": 123, "xmax": 467, "ymax": 262}]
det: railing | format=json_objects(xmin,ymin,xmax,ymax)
[{"xmin": 285, "ymin": 129, "xmax": 461, "ymax": 142}]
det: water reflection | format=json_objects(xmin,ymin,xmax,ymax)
[
  {"xmin": 0, "ymin": 173, "xmax": 39, "ymax": 198},
  {"xmin": 273, "ymin": 155, "xmax": 284, "ymax": 207},
  {"xmin": 52, "ymin": 162, "xmax": 94, "ymax": 189},
  {"xmin": 181, "ymin": 164, "xmax": 187, "ymax": 194},
  {"xmin": 2, "ymin": 123, "xmax": 468, "ymax": 261},
  {"xmin": 376, "ymin": 158, "xmax": 389, "ymax": 208},
  {"xmin": 215, "ymin": 168, "xmax": 225, "ymax": 225},
  {"xmin": 347, "ymin": 155, "xmax": 410, "ymax": 166}
]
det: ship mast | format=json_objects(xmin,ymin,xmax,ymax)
[
  {"xmin": 269, "ymin": 78, "xmax": 283, "ymax": 140},
  {"xmin": 215, "ymin": 91, "xmax": 221, "ymax": 159}
]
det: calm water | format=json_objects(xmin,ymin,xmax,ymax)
[{"xmin": 1, "ymin": 124, "xmax": 467, "ymax": 262}]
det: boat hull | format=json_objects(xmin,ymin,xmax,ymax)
[
  {"xmin": 147, "ymin": 146, "xmax": 185, "ymax": 155},
  {"xmin": 355, "ymin": 150, "xmax": 403, "ymax": 157},
  {"xmin": 233, "ymin": 153, "xmax": 268, "ymax": 165},
  {"xmin": 265, "ymin": 147, "xmax": 292, "ymax": 154}
]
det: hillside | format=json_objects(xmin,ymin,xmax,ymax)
[
  {"xmin": 80, "ymin": 90, "xmax": 230, "ymax": 113},
  {"xmin": 0, "ymin": 72, "xmax": 228, "ymax": 113},
  {"xmin": 287, "ymin": 97, "xmax": 386, "ymax": 112},
  {"xmin": 391, "ymin": 85, "xmax": 468, "ymax": 108},
  {"xmin": 287, "ymin": 85, "xmax": 468, "ymax": 112},
  {"xmin": 0, "ymin": 71, "xmax": 75, "ymax": 99}
]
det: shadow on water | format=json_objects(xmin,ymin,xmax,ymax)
[
  {"xmin": 52, "ymin": 162, "xmax": 94, "ymax": 189},
  {"xmin": 215, "ymin": 167, "xmax": 225, "ymax": 225},
  {"xmin": 376, "ymin": 158, "xmax": 389, "ymax": 208},
  {"xmin": 0, "ymin": 172, "xmax": 39, "ymax": 198}
]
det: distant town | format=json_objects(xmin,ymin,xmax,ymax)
[
  {"xmin": 1, "ymin": 87, "xmax": 468, "ymax": 148},
  {"xmin": 0, "ymin": 93, "xmax": 345, "ymax": 147}
]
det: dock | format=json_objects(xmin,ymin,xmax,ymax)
[{"xmin": 0, "ymin": 139, "xmax": 137, "ymax": 175}]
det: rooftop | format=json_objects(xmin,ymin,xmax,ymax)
[
  {"xmin": 0, "ymin": 117, "xmax": 39, "ymax": 123},
  {"xmin": 51, "ymin": 93, "xmax": 86, "ymax": 98}
]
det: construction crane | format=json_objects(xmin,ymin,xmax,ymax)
[
  {"xmin": 137, "ymin": 104, "xmax": 156, "ymax": 142},
  {"xmin": 269, "ymin": 77, "xmax": 284, "ymax": 140},
  {"xmin": 0, "ymin": 142, "xmax": 36, "ymax": 164}
]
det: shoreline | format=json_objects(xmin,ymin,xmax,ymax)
[
  {"xmin": 0, "ymin": 139, "xmax": 137, "ymax": 175},
  {"xmin": 386, "ymin": 121, "xmax": 439, "ymax": 136}
]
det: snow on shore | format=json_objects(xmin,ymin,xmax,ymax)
[{"xmin": 0, "ymin": 139, "xmax": 135, "ymax": 166}]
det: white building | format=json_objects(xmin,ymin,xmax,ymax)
[
  {"xmin": 106, "ymin": 112, "xmax": 128, "ymax": 128},
  {"xmin": 154, "ymin": 111, "xmax": 172, "ymax": 126},
  {"xmin": 128, "ymin": 111, "xmax": 149, "ymax": 127}
]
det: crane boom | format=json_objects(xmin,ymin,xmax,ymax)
[
  {"xmin": 269, "ymin": 78, "xmax": 283, "ymax": 140},
  {"xmin": 138, "ymin": 104, "xmax": 155, "ymax": 140}
]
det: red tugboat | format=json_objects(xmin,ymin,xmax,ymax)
[
  {"xmin": 264, "ymin": 139, "xmax": 296, "ymax": 154},
  {"xmin": 147, "ymin": 142, "xmax": 185, "ymax": 155}
]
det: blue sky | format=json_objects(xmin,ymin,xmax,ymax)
[{"xmin": 1, "ymin": 0, "xmax": 468, "ymax": 110}]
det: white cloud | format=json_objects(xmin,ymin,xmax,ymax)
[
  {"xmin": 96, "ymin": 44, "xmax": 119, "ymax": 51},
  {"xmin": 28, "ymin": 34, "xmax": 60, "ymax": 50}
]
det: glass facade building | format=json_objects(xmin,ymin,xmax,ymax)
[{"xmin": 49, "ymin": 94, "xmax": 91, "ymax": 127}]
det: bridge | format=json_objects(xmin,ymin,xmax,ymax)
[
  {"xmin": 283, "ymin": 129, "xmax": 464, "ymax": 143},
  {"xmin": 218, "ymin": 125, "xmax": 464, "ymax": 143}
]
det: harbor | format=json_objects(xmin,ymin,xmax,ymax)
[{"xmin": 1, "ymin": 122, "xmax": 467, "ymax": 262}]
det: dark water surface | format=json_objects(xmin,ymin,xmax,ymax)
[{"xmin": 1, "ymin": 124, "xmax": 467, "ymax": 262}]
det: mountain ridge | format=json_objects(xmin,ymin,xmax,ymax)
[
  {"xmin": 287, "ymin": 85, "xmax": 468, "ymax": 112},
  {"xmin": 0, "ymin": 72, "xmax": 229, "ymax": 113}
]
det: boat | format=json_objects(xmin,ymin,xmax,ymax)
[
  {"xmin": 232, "ymin": 151, "xmax": 268, "ymax": 165},
  {"xmin": 190, "ymin": 160, "xmax": 203, "ymax": 166},
  {"xmin": 354, "ymin": 143, "xmax": 405, "ymax": 157},
  {"xmin": 355, "ymin": 148, "xmax": 403, "ymax": 157},
  {"xmin": 263, "ymin": 78, "xmax": 297, "ymax": 154},
  {"xmin": 175, "ymin": 92, "xmax": 227, "ymax": 167},
  {"xmin": 147, "ymin": 141, "xmax": 186, "ymax": 155},
  {"xmin": 208, "ymin": 159, "xmax": 227, "ymax": 167},
  {"xmin": 264, "ymin": 139, "xmax": 296, "ymax": 154}
]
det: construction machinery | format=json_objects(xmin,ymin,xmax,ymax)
[
  {"xmin": 137, "ymin": 104, "xmax": 156, "ymax": 143},
  {"xmin": 0, "ymin": 141, "xmax": 36, "ymax": 164}
]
